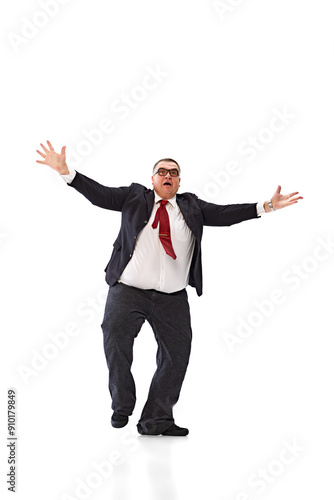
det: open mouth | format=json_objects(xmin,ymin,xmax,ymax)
[{"xmin": 163, "ymin": 181, "xmax": 172, "ymax": 186}]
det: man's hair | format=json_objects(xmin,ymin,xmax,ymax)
[{"xmin": 153, "ymin": 158, "xmax": 181, "ymax": 174}]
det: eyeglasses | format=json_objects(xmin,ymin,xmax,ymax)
[{"xmin": 154, "ymin": 168, "xmax": 180, "ymax": 177}]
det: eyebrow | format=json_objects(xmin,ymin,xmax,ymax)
[{"xmin": 157, "ymin": 166, "xmax": 179, "ymax": 171}]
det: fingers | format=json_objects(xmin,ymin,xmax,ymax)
[
  {"xmin": 276, "ymin": 185, "xmax": 281, "ymax": 194},
  {"xmin": 40, "ymin": 143, "xmax": 49, "ymax": 154},
  {"xmin": 284, "ymin": 193, "xmax": 303, "ymax": 201},
  {"xmin": 280, "ymin": 192, "xmax": 303, "ymax": 201},
  {"xmin": 289, "ymin": 195, "xmax": 303, "ymax": 202},
  {"xmin": 36, "ymin": 141, "xmax": 56, "ymax": 166},
  {"xmin": 282, "ymin": 196, "xmax": 303, "ymax": 207}
]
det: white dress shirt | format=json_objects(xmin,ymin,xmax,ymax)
[
  {"xmin": 119, "ymin": 191, "xmax": 196, "ymax": 292},
  {"xmin": 61, "ymin": 169, "xmax": 266, "ymax": 292}
]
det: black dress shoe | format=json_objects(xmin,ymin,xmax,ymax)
[
  {"xmin": 111, "ymin": 412, "xmax": 129, "ymax": 428},
  {"xmin": 137, "ymin": 423, "xmax": 189, "ymax": 436},
  {"xmin": 162, "ymin": 424, "xmax": 189, "ymax": 436}
]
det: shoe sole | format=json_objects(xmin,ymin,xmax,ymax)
[
  {"xmin": 137, "ymin": 426, "xmax": 189, "ymax": 436},
  {"xmin": 162, "ymin": 430, "xmax": 189, "ymax": 436}
]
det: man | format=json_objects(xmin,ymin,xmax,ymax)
[{"xmin": 36, "ymin": 140, "xmax": 302, "ymax": 436}]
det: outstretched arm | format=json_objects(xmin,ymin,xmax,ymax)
[
  {"xmin": 197, "ymin": 184, "xmax": 303, "ymax": 226},
  {"xmin": 35, "ymin": 140, "xmax": 130, "ymax": 211}
]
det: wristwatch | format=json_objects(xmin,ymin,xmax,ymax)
[{"xmin": 268, "ymin": 200, "xmax": 275, "ymax": 211}]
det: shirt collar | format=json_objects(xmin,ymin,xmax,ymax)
[{"xmin": 154, "ymin": 191, "xmax": 177, "ymax": 208}]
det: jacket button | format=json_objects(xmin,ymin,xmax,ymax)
[
  {"xmin": 144, "ymin": 220, "xmax": 148, "ymax": 224},
  {"xmin": 129, "ymin": 253, "xmax": 132, "ymax": 257}
]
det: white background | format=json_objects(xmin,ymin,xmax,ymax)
[{"xmin": 1, "ymin": 1, "xmax": 333, "ymax": 499}]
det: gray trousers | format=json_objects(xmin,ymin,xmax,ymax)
[{"xmin": 101, "ymin": 282, "xmax": 192, "ymax": 434}]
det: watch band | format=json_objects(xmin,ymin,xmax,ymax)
[{"xmin": 268, "ymin": 200, "xmax": 275, "ymax": 211}]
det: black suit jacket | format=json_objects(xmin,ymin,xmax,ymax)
[{"xmin": 68, "ymin": 171, "xmax": 260, "ymax": 296}]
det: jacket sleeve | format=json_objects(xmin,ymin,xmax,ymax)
[
  {"xmin": 67, "ymin": 171, "xmax": 131, "ymax": 212},
  {"xmin": 196, "ymin": 197, "xmax": 260, "ymax": 226}
]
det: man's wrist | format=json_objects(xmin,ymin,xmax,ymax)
[
  {"xmin": 60, "ymin": 168, "xmax": 76, "ymax": 184},
  {"xmin": 264, "ymin": 200, "xmax": 275, "ymax": 213},
  {"xmin": 59, "ymin": 164, "xmax": 70, "ymax": 175}
]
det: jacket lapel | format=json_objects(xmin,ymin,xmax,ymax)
[
  {"xmin": 176, "ymin": 196, "xmax": 188, "ymax": 221},
  {"xmin": 145, "ymin": 189, "xmax": 155, "ymax": 220},
  {"xmin": 177, "ymin": 196, "xmax": 199, "ymax": 240}
]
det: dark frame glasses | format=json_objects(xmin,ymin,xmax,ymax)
[{"xmin": 154, "ymin": 168, "xmax": 180, "ymax": 177}]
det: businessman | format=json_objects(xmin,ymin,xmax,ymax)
[{"xmin": 36, "ymin": 140, "xmax": 302, "ymax": 436}]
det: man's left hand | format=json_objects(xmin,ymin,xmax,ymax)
[{"xmin": 268, "ymin": 185, "xmax": 303, "ymax": 211}]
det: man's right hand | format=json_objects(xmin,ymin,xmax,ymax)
[{"xmin": 36, "ymin": 140, "xmax": 69, "ymax": 175}]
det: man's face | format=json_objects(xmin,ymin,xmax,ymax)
[{"xmin": 151, "ymin": 161, "xmax": 181, "ymax": 199}]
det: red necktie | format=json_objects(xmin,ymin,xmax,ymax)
[{"xmin": 152, "ymin": 200, "xmax": 177, "ymax": 260}]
